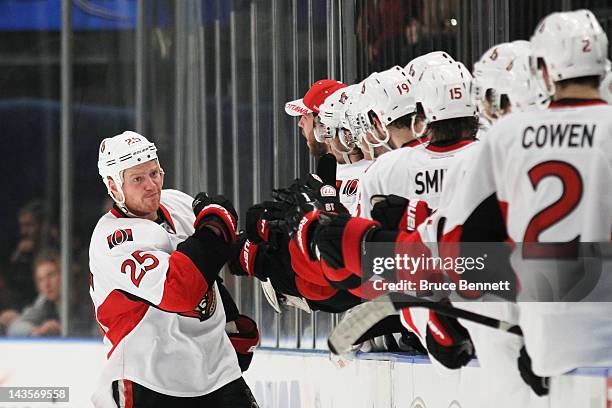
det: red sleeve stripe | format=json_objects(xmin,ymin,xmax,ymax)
[
  {"xmin": 158, "ymin": 251, "xmax": 208, "ymax": 312},
  {"xmin": 122, "ymin": 379, "xmax": 134, "ymax": 408},
  {"xmin": 96, "ymin": 290, "xmax": 149, "ymax": 358}
]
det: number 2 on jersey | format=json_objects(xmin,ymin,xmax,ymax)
[
  {"xmin": 522, "ymin": 160, "xmax": 583, "ymax": 258},
  {"xmin": 121, "ymin": 251, "xmax": 160, "ymax": 287}
]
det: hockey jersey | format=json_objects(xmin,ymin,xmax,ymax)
[
  {"xmin": 440, "ymin": 99, "xmax": 612, "ymax": 375},
  {"xmin": 358, "ymin": 139, "xmax": 477, "ymax": 219},
  {"xmin": 89, "ymin": 190, "xmax": 241, "ymax": 405}
]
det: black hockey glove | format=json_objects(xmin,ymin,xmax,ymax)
[
  {"xmin": 245, "ymin": 201, "xmax": 290, "ymax": 248},
  {"xmin": 371, "ymin": 194, "xmax": 432, "ymax": 232},
  {"xmin": 192, "ymin": 193, "xmax": 238, "ymax": 243},
  {"xmin": 518, "ymin": 346, "xmax": 550, "ymax": 396},
  {"xmin": 425, "ymin": 307, "xmax": 475, "ymax": 369}
]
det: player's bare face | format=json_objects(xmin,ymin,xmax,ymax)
[
  {"xmin": 121, "ymin": 160, "xmax": 164, "ymax": 220},
  {"xmin": 299, "ymin": 113, "xmax": 328, "ymax": 156}
]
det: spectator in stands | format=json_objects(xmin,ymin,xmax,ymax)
[
  {"xmin": 6, "ymin": 201, "xmax": 46, "ymax": 308},
  {"xmin": 6, "ymin": 250, "xmax": 61, "ymax": 337}
]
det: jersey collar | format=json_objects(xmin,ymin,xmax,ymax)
[
  {"xmin": 425, "ymin": 138, "xmax": 476, "ymax": 153},
  {"xmin": 549, "ymin": 98, "xmax": 608, "ymax": 109},
  {"xmin": 110, "ymin": 203, "xmax": 176, "ymax": 233},
  {"xmin": 402, "ymin": 137, "xmax": 427, "ymax": 148}
]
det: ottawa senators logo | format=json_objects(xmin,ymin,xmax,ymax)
[
  {"xmin": 342, "ymin": 179, "xmax": 359, "ymax": 197},
  {"xmin": 107, "ymin": 229, "xmax": 133, "ymax": 249},
  {"xmin": 180, "ymin": 285, "xmax": 218, "ymax": 321}
]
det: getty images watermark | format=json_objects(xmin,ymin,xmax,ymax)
[
  {"xmin": 370, "ymin": 252, "xmax": 511, "ymax": 293},
  {"xmin": 361, "ymin": 242, "xmax": 612, "ymax": 302}
]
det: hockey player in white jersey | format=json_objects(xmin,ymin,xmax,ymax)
[
  {"xmin": 436, "ymin": 8, "xmax": 612, "ymax": 398},
  {"xmin": 286, "ymin": 59, "xmax": 481, "ymax": 369},
  {"xmin": 89, "ymin": 132, "xmax": 258, "ymax": 407},
  {"xmin": 472, "ymin": 40, "xmax": 549, "ymax": 137},
  {"xmin": 357, "ymin": 52, "xmax": 456, "ymax": 220},
  {"xmin": 317, "ymin": 84, "xmax": 371, "ymax": 215}
]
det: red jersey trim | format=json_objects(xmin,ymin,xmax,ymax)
[
  {"xmin": 111, "ymin": 206, "xmax": 125, "ymax": 218},
  {"xmin": 123, "ymin": 380, "xmax": 134, "ymax": 408},
  {"xmin": 159, "ymin": 204, "xmax": 176, "ymax": 232},
  {"xmin": 402, "ymin": 137, "xmax": 428, "ymax": 148},
  {"xmin": 549, "ymin": 99, "xmax": 608, "ymax": 109},
  {"xmin": 96, "ymin": 290, "xmax": 149, "ymax": 358},
  {"xmin": 425, "ymin": 139, "xmax": 476, "ymax": 153}
]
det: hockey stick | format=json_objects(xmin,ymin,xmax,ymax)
[{"xmin": 327, "ymin": 292, "xmax": 522, "ymax": 355}]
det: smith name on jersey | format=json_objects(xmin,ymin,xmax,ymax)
[{"xmin": 89, "ymin": 189, "xmax": 241, "ymax": 403}]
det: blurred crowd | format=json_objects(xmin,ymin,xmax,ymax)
[{"xmin": 0, "ymin": 199, "xmax": 102, "ymax": 337}]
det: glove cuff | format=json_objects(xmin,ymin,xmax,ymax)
[
  {"xmin": 194, "ymin": 204, "xmax": 238, "ymax": 242},
  {"xmin": 400, "ymin": 200, "xmax": 431, "ymax": 232},
  {"xmin": 238, "ymin": 239, "xmax": 260, "ymax": 277},
  {"xmin": 228, "ymin": 315, "xmax": 260, "ymax": 372},
  {"xmin": 295, "ymin": 210, "xmax": 321, "ymax": 260},
  {"xmin": 342, "ymin": 217, "xmax": 380, "ymax": 274}
]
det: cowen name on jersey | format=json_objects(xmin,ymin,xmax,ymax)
[
  {"xmin": 415, "ymin": 168, "xmax": 447, "ymax": 195},
  {"xmin": 522, "ymin": 123, "xmax": 595, "ymax": 149}
]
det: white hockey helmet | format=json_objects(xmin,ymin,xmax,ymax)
[
  {"xmin": 473, "ymin": 40, "xmax": 549, "ymax": 116},
  {"xmin": 414, "ymin": 61, "xmax": 477, "ymax": 127},
  {"xmin": 530, "ymin": 9, "xmax": 608, "ymax": 83},
  {"xmin": 368, "ymin": 65, "xmax": 417, "ymax": 126},
  {"xmin": 345, "ymin": 66, "xmax": 416, "ymax": 155},
  {"xmin": 405, "ymin": 51, "xmax": 456, "ymax": 82},
  {"xmin": 317, "ymin": 85, "xmax": 360, "ymax": 162},
  {"xmin": 98, "ymin": 131, "xmax": 162, "ymax": 210},
  {"xmin": 318, "ymin": 85, "xmax": 357, "ymax": 145}
]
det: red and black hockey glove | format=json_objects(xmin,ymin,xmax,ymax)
[
  {"xmin": 425, "ymin": 306, "xmax": 475, "ymax": 369},
  {"xmin": 371, "ymin": 194, "xmax": 431, "ymax": 232},
  {"xmin": 192, "ymin": 193, "xmax": 238, "ymax": 243},
  {"xmin": 245, "ymin": 201, "xmax": 289, "ymax": 248},
  {"xmin": 227, "ymin": 315, "xmax": 260, "ymax": 372},
  {"xmin": 518, "ymin": 346, "xmax": 550, "ymax": 396},
  {"xmin": 216, "ymin": 280, "xmax": 260, "ymax": 372},
  {"xmin": 313, "ymin": 213, "xmax": 379, "ymax": 271}
]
